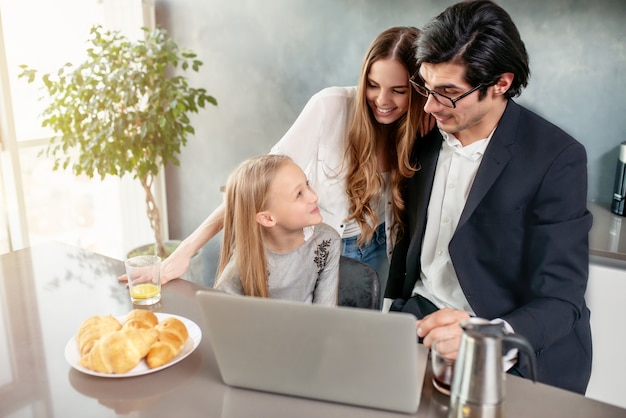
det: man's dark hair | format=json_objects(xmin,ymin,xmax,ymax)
[{"xmin": 416, "ymin": 0, "xmax": 530, "ymax": 99}]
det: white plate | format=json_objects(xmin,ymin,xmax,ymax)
[{"xmin": 65, "ymin": 312, "xmax": 202, "ymax": 378}]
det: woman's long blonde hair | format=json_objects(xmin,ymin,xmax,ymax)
[
  {"xmin": 345, "ymin": 26, "xmax": 427, "ymax": 245},
  {"xmin": 215, "ymin": 154, "xmax": 293, "ymax": 298}
]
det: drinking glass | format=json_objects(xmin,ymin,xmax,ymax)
[{"xmin": 125, "ymin": 255, "xmax": 161, "ymax": 305}]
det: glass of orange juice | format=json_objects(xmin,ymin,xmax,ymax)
[{"xmin": 125, "ymin": 255, "xmax": 161, "ymax": 305}]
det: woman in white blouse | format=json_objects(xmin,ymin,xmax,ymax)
[{"xmin": 155, "ymin": 26, "xmax": 432, "ymax": 298}]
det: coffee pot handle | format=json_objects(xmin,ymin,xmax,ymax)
[{"xmin": 503, "ymin": 334, "xmax": 537, "ymax": 382}]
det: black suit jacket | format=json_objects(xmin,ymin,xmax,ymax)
[{"xmin": 386, "ymin": 100, "xmax": 593, "ymax": 394}]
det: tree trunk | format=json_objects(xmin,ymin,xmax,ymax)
[{"xmin": 139, "ymin": 173, "xmax": 167, "ymax": 258}]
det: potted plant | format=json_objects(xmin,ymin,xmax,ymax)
[{"xmin": 19, "ymin": 24, "xmax": 217, "ymax": 261}]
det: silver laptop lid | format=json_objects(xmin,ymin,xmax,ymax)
[{"xmin": 196, "ymin": 290, "xmax": 424, "ymax": 413}]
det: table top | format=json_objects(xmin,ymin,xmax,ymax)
[{"xmin": 1, "ymin": 242, "xmax": 625, "ymax": 418}]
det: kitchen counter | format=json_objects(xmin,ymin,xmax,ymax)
[
  {"xmin": 588, "ymin": 201, "xmax": 626, "ymax": 267},
  {"xmin": 584, "ymin": 202, "xmax": 626, "ymax": 409}
]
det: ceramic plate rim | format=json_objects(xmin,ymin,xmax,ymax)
[{"xmin": 65, "ymin": 312, "xmax": 202, "ymax": 378}]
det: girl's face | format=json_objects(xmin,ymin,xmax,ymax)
[
  {"xmin": 365, "ymin": 58, "xmax": 411, "ymax": 125},
  {"xmin": 263, "ymin": 161, "xmax": 322, "ymax": 230}
]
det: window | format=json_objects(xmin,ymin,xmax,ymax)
[{"xmin": 0, "ymin": 0, "xmax": 161, "ymax": 259}]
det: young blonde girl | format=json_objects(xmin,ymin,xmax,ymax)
[{"xmin": 213, "ymin": 154, "xmax": 340, "ymax": 305}]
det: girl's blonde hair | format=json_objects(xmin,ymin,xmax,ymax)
[
  {"xmin": 345, "ymin": 26, "xmax": 426, "ymax": 245},
  {"xmin": 215, "ymin": 154, "xmax": 293, "ymax": 298}
]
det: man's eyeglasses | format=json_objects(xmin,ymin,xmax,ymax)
[{"xmin": 409, "ymin": 75, "xmax": 485, "ymax": 109}]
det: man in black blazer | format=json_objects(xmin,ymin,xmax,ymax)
[{"xmin": 385, "ymin": 0, "xmax": 592, "ymax": 394}]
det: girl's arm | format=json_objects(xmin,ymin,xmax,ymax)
[{"xmin": 160, "ymin": 202, "xmax": 226, "ymax": 283}]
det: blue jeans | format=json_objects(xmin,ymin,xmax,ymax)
[{"xmin": 341, "ymin": 223, "xmax": 390, "ymax": 303}]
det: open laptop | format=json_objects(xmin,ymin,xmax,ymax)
[{"xmin": 195, "ymin": 290, "xmax": 425, "ymax": 414}]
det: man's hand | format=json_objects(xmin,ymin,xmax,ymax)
[{"xmin": 417, "ymin": 307, "xmax": 470, "ymax": 352}]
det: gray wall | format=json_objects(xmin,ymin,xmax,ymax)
[{"xmin": 157, "ymin": 0, "xmax": 626, "ymax": 285}]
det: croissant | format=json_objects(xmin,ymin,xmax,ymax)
[
  {"xmin": 76, "ymin": 315, "xmax": 121, "ymax": 356},
  {"xmin": 121, "ymin": 309, "xmax": 158, "ymax": 330},
  {"xmin": 146, "ymin": 317, "xmax": 189, "ymax": 369},
  {"xmin": 80, "ymin": 328, "xmax": 159, "ymax": 374}
]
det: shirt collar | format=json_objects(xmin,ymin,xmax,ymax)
[{"xmin": 439, "ymin": 128, "xmax": 494, "ymax": 162}]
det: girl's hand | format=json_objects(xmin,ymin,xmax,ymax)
[
  {"xmin": 117, "ymin": 252, "xmax": 191, "ymax": 285},
  {"xmin": 160, "ymin": 253, "xmax": 191, "ymax": 284}
]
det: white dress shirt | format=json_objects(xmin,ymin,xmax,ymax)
[
  {"xmin": 413, "ymin": 130, "xmax": 491, "ymax": 311},
  {"xmin": 412, "ymin": 129, "xmax": 517, "ymax": 369}
]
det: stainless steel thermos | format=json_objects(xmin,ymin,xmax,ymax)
[
  {"xmin": 611, "ymin": 141, "xmax": 626, "ymax": 216},
  {"xmin": 448, "ymin": 318, "xmax": 537, "ymax": 418}
]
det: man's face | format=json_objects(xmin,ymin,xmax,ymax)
[{"xmin": 418, "ymin": 62, "xmax": 504, "ymax": 145}]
